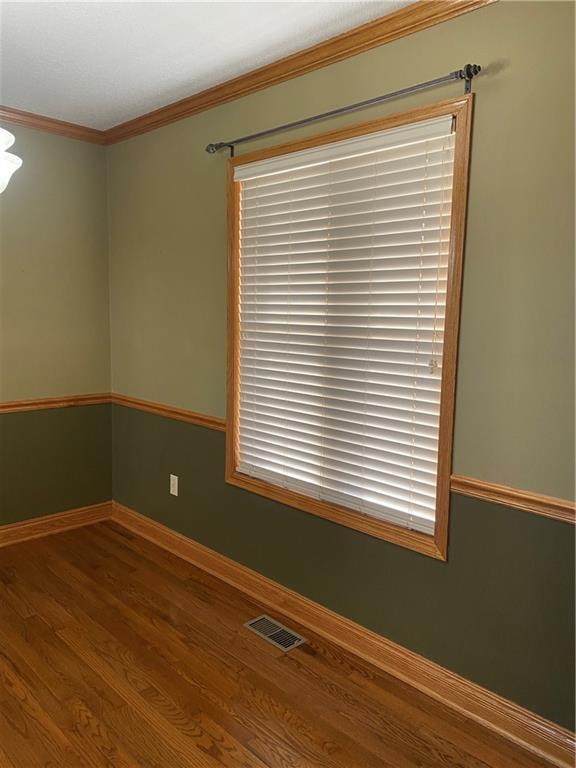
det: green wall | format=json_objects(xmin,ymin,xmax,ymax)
[
  {"xmin": 107, "ymin": 1, "xmax": 575, "ymax": 500},
  {"xmin": 0, "ymin": 127, "xmax": 111, "ymax": 524},
  {"xmin": 1, "ymin": 0, "xmax": 574, "ymax": 732},
  {"xmin": 0, "ymin": 405, "xmax": 112, "ymax": 525},
  {"xmin": 0, "ymin": 127, "xmax": 110, "ymax": 400},
  {"xmin": 112, "ymin": 404, "xmax": 574, "ymax": 729},
  {"xmin": 106, "ymin": 0, "xmax": 574, "ymax": 729}
]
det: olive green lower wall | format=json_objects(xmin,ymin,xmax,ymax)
[
  {"xmin": 2, "ymin": 400, "xmax": 572, "ymax": 729},
  {"xmin": 112, "ymin": 404, "xmax": 575, "ymax": 729},
  {"xmin": 0, "ymin": 405, "xmax": 112, "ymax": 525},
  {"xmin": 1, "ymin": 401, "xmax": 572, "ymax": 729}
]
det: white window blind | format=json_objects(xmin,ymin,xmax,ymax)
[{"xmin": 234, "ymin": 115, "xmax": 456, "ymax": 535}]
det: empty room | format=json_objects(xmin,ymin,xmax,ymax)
[{"xmin": 0, "ymin": 1, "xmax": 574, "ymax": 766}]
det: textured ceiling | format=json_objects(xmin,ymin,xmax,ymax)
[{"xmin": 0, "ymin": 1, "xmax": 414, "ymax": 130}]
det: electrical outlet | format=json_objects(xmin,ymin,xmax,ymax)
[{"xmin": 170, "ymin": 474, "xmax": 178, "ymax": 496}]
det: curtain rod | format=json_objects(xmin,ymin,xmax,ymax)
[{"xmin": 205, "ymin": 64, "xmax": 481, "ymax": 156}]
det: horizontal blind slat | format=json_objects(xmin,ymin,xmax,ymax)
[
  {"xmin": 240, "ymin": 362, "xmax": 442, "ymax": 395},
  {"xmin": 240, "ymin": 366, "xmax": 443, "ymax": 392},
  {"xmin": 238, "ymin": 444, "xmax": 436, "ymax": 507},
  {"xmin": 235, "ymin": 115, "xmax": 454, "ymax": 530},
  {"xmin": 239, "ymin": 399, "xmax": 438, "ymax": 445},
  {"xmin": 241, "ymin": 179, "xmax": 452, "ymax": 216},
  {"xmin": 239, "ymin": 427, "xmax": 438, "ymax": 485},
  {"xmin": 241, "ymin": 283, "xmax": 448, "ymax": 297},
  {"xmin": 241, "ymin": 338, "xmax": 441, "ymax": 361},
  {"xmin": 237, "ymin": 460, "xmax": 436, "ymax": 531},
  {"xmin": 242, "ymin": 154, "xmax": 454, "ymax": 200},
  {"xmin": 241, "ymin": 324, "xmax": 445, "ymax": 341},
  {"xmin": 241, "ymin": 276, "xmax": 448, "ymax": 287},
  {"xmin": 241, "ymin": 217, "xmax": 451, "ymax": 248},
  {"xmin": 239, "ymin": 410, "xmax": 438, "ymax": 455},
  {"xmin": 241, "ymin": 136, "xmax": 454, "ymax": 191},
  {"xmin": 241, "ymin": 236, "xmax": 450, "ymax": 262},
  {"xmin": 240, "ymin": 370, "xmax": 441, "ymax": 403},
  {"xmin": 241, "ymin": 349, "xmax": 441, "ymax": 373},
  {"xmin": 241, "ymin": 193, "xmax": 452, "ymax": 230},
  {"xmin": 241, "ymin": 162, "xmax": 454, "ymax": 207},
  {"xmin": 238, "ymin": 448, "xmax": 436, "ymax": 511},
  {"xmin": 238, "ymin": 412, "xmax": 438, "ymax": 462},
  {"xmin": 241, "ymin": 381, "xmax": 440, "ymax": 425},
  {"xmin": 235, "ymin": 115, "xmax": 453, "ymax": 180}
]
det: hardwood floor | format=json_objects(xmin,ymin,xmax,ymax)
[{"xmin": 0, "ymin": 523, "xmax": 552, "ymax": 768}]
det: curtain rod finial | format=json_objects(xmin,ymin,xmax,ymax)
[{"xmin": 459, "ymin": 63, "xmax": 481, "ymax": 80}]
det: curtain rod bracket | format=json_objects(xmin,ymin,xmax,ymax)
[
  {"xmin": 205, "ymin": 63, "xmax": 482, "ymax": 154},
  {"xmin": 205, "ymin": 142, "xmax": 235, "ymax": 155},
  {"xmin": 456, "ymin": 63, "xmax": 481, "ymax": 94}
]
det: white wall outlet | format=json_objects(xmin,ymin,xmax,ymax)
[{"xmin": 170, "ymin": 474, "xmax": 179, "ymax": 496}]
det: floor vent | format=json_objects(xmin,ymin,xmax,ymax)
[{"xmin": 245, "ymin": 614, "xmax": 307, "ymax": 652}]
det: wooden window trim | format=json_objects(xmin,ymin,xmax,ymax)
[{"xmin": 226, "ymin": 95, "xmax": 474, "ymax": 560}]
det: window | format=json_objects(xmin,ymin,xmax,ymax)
[{"xmin": 226, "ymin": 97, "xmax": 472, "ymax": 559}]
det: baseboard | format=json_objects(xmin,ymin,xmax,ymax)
[
  {"xmin": 0, "ymin": 502, "xmax": 113, "ymax": 548},
  {"xmin": 110, "ymin": 500, "xmax": 574, "ymax": 768},
  {"xmin": 1, "ymin": 499, "xmax": 573, "ymax": 766}
]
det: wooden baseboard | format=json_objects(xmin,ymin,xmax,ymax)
[
  {"xmin": 1, "ymin": 498, "xmax": 573, "ymax": 765},
  {"xmin": 110, "ymin": 500, "xmax": 575, "ymax": 768},
  {"xmin": 0, "ymin": 502, "xmax": 113, "ymax": 548}
]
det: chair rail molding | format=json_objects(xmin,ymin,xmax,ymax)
[
  {"xmin": 451, "ymin": 475, "xmax": 575, "ymax": 524},
  {"xmin": 3, "ymin": 393, "xmax": 572, "ymax": 523},
  {"xmin": 0, "ymin": 393, "xmax": 111, "ymax": 414}
]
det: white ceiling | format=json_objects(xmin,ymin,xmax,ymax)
[{"xmin": 0, "ymin": 1, "xmax": 414, "ymax": 131}]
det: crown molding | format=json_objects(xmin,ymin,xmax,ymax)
[
  {"xmin": 105, "ymin": 0, "xmax": 495, "ymax": 143},
  {"xmin": 0, "ymin": 0, "xmax": 496, "ymax": 146},
  {"xmin": 0, "ymin": 106, "xmax": 107, "ymax": 144}
]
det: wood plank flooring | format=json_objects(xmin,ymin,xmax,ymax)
[{"xmin": 0, "ymin": 522, "xmax": 551, "ymax": 768}]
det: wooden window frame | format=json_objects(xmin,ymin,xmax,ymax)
[{"xmin": 226, "ymin": 95, "xmax": 473, "ymax": 560}]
